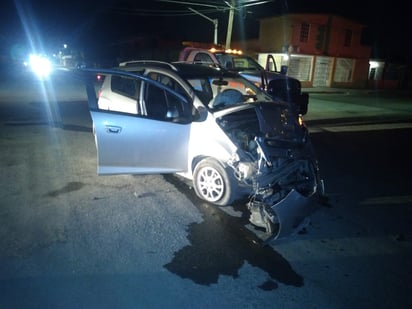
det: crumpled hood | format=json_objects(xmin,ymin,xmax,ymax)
[{"xmin": 215, "ymin": 101, "xmax": 306, "ymax": 147}]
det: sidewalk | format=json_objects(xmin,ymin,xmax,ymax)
[
  {"xmin": 303, "ymin": 87, "xmax": 347, "ymax": 94},
  {"xmin": 303, "ymin": 87, "xmax": 412, "ymax": 96}
]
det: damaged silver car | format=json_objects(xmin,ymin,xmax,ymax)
[{"xmin": 82, "ymin": 61, "xmax": 324, "ymax": 243}]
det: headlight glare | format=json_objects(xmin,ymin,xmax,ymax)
[{"xmin": 29, "ymin": 54, "xmax": 52, "ymax": 78}]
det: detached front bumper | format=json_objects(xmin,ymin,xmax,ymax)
[
  {"xmin": 248, "ymin": 189, "xmax": 319, "ymax": 243},
  {"xmin": 270, "ymin": 189, "xmax": 317, "ymax": 240}
]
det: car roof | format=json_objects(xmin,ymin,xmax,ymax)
[
  {"xmin": 119, "ymin": 60, "xmax": 178, "ymax": 71},
  {"xmin": 117, "ymin": 60, "xmax": 241, "ymax": 79},
  {"xmin": 172, "ymin": 62, "xmax": 240, "ymax": 79}
]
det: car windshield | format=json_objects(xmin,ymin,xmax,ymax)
[
  {"xmin": 215, "ymin": 54, "xmax": 262, "ymax": 71},
  {"xmin": 185, "ymin": 75, "xmax": 272, "ymax": 110}
]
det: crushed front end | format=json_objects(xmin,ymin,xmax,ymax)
[{"xmin": 217, "ymin": 102, "xmax": 324, "ymax": 243}]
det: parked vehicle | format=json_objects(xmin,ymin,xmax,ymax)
[
  {"xmin": 178, "ymin": 47, "xmax": 309, "ymax": 116},
  {"xmin": 81, "ymin": 61, "xmax": 324, "ymax": 243}
]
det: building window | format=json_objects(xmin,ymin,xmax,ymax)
[
  {"xmin": 334, "ymin": 58, "xmax": 354, "ymax": 82},
  {"xmin": 344, "ymin": 29, "xmax": 352, "ymax": 47},
  {"xmin": 300, "ymin": 22, "xmax": 310, "ymax": 43},
  {"xmin": 287, "ymin": 55, "xmax": 313, "ymax": 82}
]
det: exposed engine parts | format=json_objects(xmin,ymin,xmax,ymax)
[{"xmin": 220, "ymin": 107, "xmax": 321, "ymax": 242}]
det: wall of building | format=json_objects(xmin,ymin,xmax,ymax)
[
  {"xmin": 259, "ymin": 16, "xmax": 293, "ymax": 52},
  {"xmin": 236, "ymin": 13, "xmax": 409, "ymax": 89},
  {"xmin": 255, "ymin": 14, "xmax": 373, "ymax": 88}
]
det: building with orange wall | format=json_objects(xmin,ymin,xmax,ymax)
[{"xmin": 236, "ymin": 14, "xmax": 374, "ymax": 88}]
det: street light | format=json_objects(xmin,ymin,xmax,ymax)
[
  {"xmin": 159, "ymin": 0, "xmax": 274, "ymax": 48},
  {"xmin": 224, "ymin": 0, "xmax": 274, "ymax": 49},
  {"xmin": 188, "ymin": 7, "xmax": 218, "ymax": 45}
]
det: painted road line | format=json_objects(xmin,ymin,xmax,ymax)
[{"xmin": 308, "ymin": 122, "xmax": 412, "ymax": 133}]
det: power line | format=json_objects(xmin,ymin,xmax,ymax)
[{"xmin": 107, "ymin": 0, "xmax": 275, "ymax": 47}]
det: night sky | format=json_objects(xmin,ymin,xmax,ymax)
[{"xmin": 0, "ymin": 0, "xmax": 409, "ymax": 63}]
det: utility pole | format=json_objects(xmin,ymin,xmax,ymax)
[
  {"xmin": 188, "ymin": 7, "xmax": 218, "ymax": 45},
  {"xmin": 225, "ymin": 0, "xmax": 236, "ymax": 49},
  {"xmin": 159, "ymin": 0, "xmax": 273, "ymax": 49}
]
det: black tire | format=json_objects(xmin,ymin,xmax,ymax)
[{"xmin": 193, "ymin": 158, "xmax": 238, "ymax": 206}]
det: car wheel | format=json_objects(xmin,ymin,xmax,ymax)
[{"xmin": 193, "ymin": 158, "xmax": 237, "ymax": 206}]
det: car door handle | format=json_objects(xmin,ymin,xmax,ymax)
[{"xmin": 105, "ymin": 125, "xmax": 122, "ymax": 134}]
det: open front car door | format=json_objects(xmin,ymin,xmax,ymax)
[{"xmin": 84, "ymin": 69, "xmax": 192, "ymax": 175}]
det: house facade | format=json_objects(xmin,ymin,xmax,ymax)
[{"xmin": 241, "ymin": 14, "xmax": 373, "ymax": 88}]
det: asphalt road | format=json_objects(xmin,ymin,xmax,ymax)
[{"xmin": 1, "ymin": 70, "xmax": 412, "ymax": 308}]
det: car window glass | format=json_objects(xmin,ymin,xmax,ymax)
[
  {"xmin": 193, "ymin": 52, "xmax": 215, "ymax": 65},
  {"xmin": 204, "ymin": 76, "xmax": 273, "ymax": 109},
  {"xmin": 145, "ymin": 83, "xmax": 168, "ymax": 120},
  {"xmin": 111, "ymin": 75, "xmax": 140, "ymax": 98},
  {"xmin": 216, "ymin": 54, "xmax": 233, "ymax": 69},
  {"xmin": 148, "ymin": 71, "xmax": 191, "ymax": 101},
  {"xmin": 232, "ymin": 57, "xmax": 258, "ymax": 70},
  {"xmin": 148, "ymin": 72, "xmax": 184, "ymax": 93},
  {"xmin": 164, "ymin": 89, "xmax": 191, "ymax": 122},
  {"xmin": 186, "ymin": 78, "xmax": 213, "ymax": 106},
  {"xmin": 97, "ymin": 75, "xmax": 140, "ymax": 114},
  {"xmin": 144, "ymin": 83, "xmax": 191, "ymax": 123}
]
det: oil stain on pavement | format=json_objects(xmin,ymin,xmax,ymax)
[
  {"xmin": 163, "ymin": 175, "xmax": 303, "ymax": 290},
  {"xmin": 45, "ymin": 181, "xmax": 85, "ymax": 197}
]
